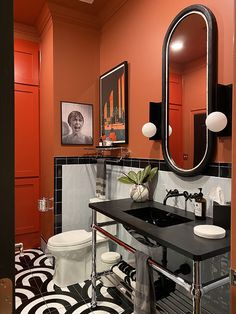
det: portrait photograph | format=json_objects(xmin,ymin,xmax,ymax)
[
  {"xmin": 100, "ymin": 61, "xmax": 128, "ymax": 144},
  {"xmin": 61, "ymin": 101, "xmax": 93, "ymax": 145}
]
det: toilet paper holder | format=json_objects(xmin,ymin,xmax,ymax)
[{"xmin": 38, "ymin": 197, "xmax": 54, "ymax": 212}]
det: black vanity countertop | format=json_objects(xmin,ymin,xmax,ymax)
[{"xmin": 89, "ymin": 198, "xmax": 230, "ymax": 261}]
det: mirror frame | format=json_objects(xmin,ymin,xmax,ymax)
[{"xmin": 162, "ymin": 5, "xmax": 217, "ymax": 177}]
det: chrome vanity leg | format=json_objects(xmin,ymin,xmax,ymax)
[
  {"xmin": 192, "ymin": 260, "xmax": 202, "ymax": 314},
  {"xmin": 91, "ymin": 209, "xmax": 97, "ymax": 309}
]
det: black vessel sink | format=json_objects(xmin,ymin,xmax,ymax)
[{"xmin": 125, "ymin": 207, "xmax": 192, "ymax": 227}]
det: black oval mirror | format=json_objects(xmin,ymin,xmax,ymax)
[{"xmin": 162, "ymin": 5, "xmax": 217, "ymax": 176}]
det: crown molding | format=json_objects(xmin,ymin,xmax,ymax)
[
  {"xmin": 46, "ymin": 1, "xmax": 100, "ymax": 30},
  {"xmin": 36, "ymin": 3, "xmax": 53, "ymax": 37},
  {"xmin": 33, "ymin": 0, "xmax": 128, "ymax": 37},
  {"xmin": 37, "ymin": 0, "xmax": 128, "ymax": 32},
  {"xmin": 14, "ymin": 22, "xmax": 39, "ymax": 42}
]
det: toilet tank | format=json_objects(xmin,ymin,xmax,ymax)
[{"xmin": 89, "ymin": 198, "xmax": 117, "ymax": 236}]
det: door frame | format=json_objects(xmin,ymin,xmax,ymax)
[{"xmin": 0, "ymin": 0, "xmax": 15, "ymax": 311}]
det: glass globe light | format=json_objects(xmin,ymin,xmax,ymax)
[
  {"xmin": 142, "ymin": 122, "xmax": 157, "ymax": 138},
  {"xmin": 205, "ymin": 112, "xmax": 227, "ymax": 132}
]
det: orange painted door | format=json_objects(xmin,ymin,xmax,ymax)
[
  {"xmin": 15, "ymin": 84, "xmax": 39, "ymax": 177},
  {"xmin": 169, "ymin": 73, "xmax": 182, "ymax": 104},
  {"xmin": 15, "ymin": 178, "xmax": 40, "ymax": 248},
  {"xmin": 14, "ymin": 39, "xmax": 40, "ymax": 249},
  {"xmin": 14, "ymin": 38, "xmax": 39, "ymax": 85},
  {"xmin": 169, "ymin": 104, "xmax": 183, "ymax": 167},
  {"xmin": 169, "ymin": 73, "xmax": 183, "ymax": 167}
]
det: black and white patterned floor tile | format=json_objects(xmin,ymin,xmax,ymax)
[{"xmin": 15, "ymin": 248, "xmax": 133, "ymax": 313}]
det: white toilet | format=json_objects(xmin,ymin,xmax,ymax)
[{"xmin": 47, "ymin": 199, "xmax": 116, "ymax": 288}]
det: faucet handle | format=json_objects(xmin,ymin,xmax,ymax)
[
  {"xmin": 183, "ymin": 191, "xmax": 189, "ymax": 198},
  {"xmin": 165, "ymin": 189, "xmax": 179, "ymax": 195},
  {"xmin": 172, "ymin": 189, "xmax": 179, "ymax": 194},
  {"xmin": 166, "ymin": 189, "xmax": 172, "ymax": 195}
]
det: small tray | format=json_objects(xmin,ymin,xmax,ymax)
[{"xmin": 194, "ymin": 225, "xmax": 226, "ymax": 239}]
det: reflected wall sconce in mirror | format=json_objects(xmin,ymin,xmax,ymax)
[{"xmin": 206, "ymin": 84, "xmax": 232, "ymax": 136}]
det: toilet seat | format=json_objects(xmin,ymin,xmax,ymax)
[
  {"xmin": 48, "ymin": 230, "xmax": 92, "ymax": 247},
  {"xmin": 47, "ymin": 229, "xmax": 108, "ymax": 252}
]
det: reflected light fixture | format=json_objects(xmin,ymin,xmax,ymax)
[
  {"xmin": 205, "ymin": 111, "xmax": 228, "ymax": 132},
  {"xmin": 142, "ymin": 122, "xmax": 157, "ymax": 138},
  {"xmin": 170, "ymin": 41, "xmax": 184, "ymax": 51},
  {"xmin": 169, "ymin": 125, "xmax": 173, "ymax": 136}
]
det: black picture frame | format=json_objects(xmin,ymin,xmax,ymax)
[
  {"xmin": 61, "ymin": 101, "xmax": 93, "ymax": 145},
  {"xmin": 99, "ymin": 61, "xmax": 128, "ymax": 144}
]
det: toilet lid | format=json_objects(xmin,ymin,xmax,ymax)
[{"xmin": 48, "ymin": 230, "xmax": 92, "ymax": 247}]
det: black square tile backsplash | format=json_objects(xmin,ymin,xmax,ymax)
[
  {"xmin": 220, "ymin": 164, "xmax": 231, "ymax": 178},
  {"xmin": 203, "ymin": 164, "xmax": 219, "ymax": 177},
  {"xmin": 53, "ymin": 156, "xmax": 231, "ymax": 233},
  {"xmin": 131, "ymin": 158, "xmax": 140, "ymax": 168}
]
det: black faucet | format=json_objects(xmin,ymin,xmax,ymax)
[
  {"xmin": 163, "ymin": 189, "xmax": 181, "ymax": 205},
  {"xmin": 163, "ymin": 189, "xmax": 204, "ymax": 210},
  {"xmin": 163, "ymin": 189, "xmax": 192, "ymax": 210}
]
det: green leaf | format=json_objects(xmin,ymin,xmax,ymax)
[
  {"xmin": 141, "ymin": 165, "xmax": 151, "ymax": 183},
  {"xmin": 136, "ymin": 170, "xmax": 142, "ymax": 184},
  {"xmin": 117, "ymin": 166, "xmax": 158, "ymax": 185},
  {"xmin": 118, "ymin": 176, "xmax": 134, "ymax": 184},
  {"xmin": 146, "ymin": 167, "xmax": 158, "ymax": 182},
  {"xmin": 127, "ymin": 171, "xmax": 138, "ymax": 183}
]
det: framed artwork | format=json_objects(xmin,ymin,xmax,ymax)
[
  {"xmin": 99, "ymin": 61, "xmax": 128, "ymax": 144},
  {"xmin": 61, "ymin": 101, "xmax": 93, "ymax": 145}
]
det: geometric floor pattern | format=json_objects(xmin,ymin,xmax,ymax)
[{"xmin": 15, "ymin": 249, "xmax": 133, "ymax": 314}]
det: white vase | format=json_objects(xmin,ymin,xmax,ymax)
[{"xmin": 130, "ymin": 184, "xmax": 149, "ymax": 202}]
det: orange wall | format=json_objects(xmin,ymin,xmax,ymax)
[
  {"xmin": 39, "ymin": 15, "xmax": 100, "ymax": 198},
  {"xmin": 40, "ymin": 21, "xmax": 54, "ymax": 196},
  {"xmin": 38, "ymin": 10, "xmax": 100, "ymax": 240},
  {"xmin": 53, "ymin": 21, "xmax": 100, "ymax": 159},
  {"xmin": 100, "ymin": 0, "xmax": 234, "ymax": 161},
  {"xmin": 39, "ymin": 18, "xmax": 54, "ymax": 240}
]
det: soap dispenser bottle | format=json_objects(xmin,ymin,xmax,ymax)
[{"xmin": 194, "ymin": 188, "xmax": 206, "ymax": 220}]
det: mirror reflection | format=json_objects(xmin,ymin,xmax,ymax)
[{"xmin": 168, "ymin": 13, "xmax": 207, "ymax": 170}]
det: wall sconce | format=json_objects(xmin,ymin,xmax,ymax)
[
  {"xmin": 142, "ymin": 122, "xmax": 157, "ymax": 137},
  {"xmin": 205, "ymin": 111, "xmax": 227, "ymax": 132},
  {"xmin": 145, "ymin": 102, "xmax": 162, "ymax": 140},
  {"xmin": 205, "ymin": 84, "xmax": 232, "ymax": 135},
  {"xmin": 142, "ymin": 102, "xmax": 173, "ymax": 139}
]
